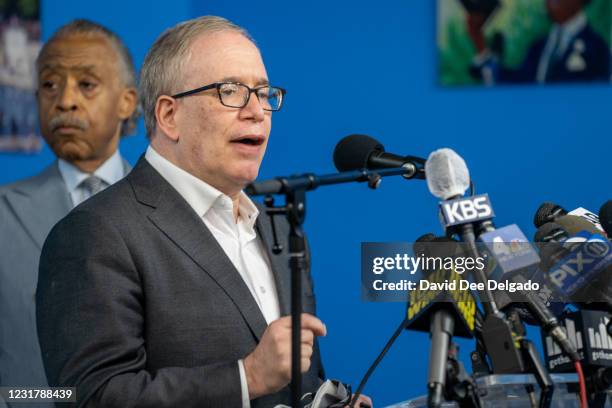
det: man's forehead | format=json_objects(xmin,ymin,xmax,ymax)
[
  {"xmin": 38, "ymin": 34, "xmax": 119, "ymax": 73},
  {"xmin": 184, "ymin": 31, "xmax": 268, "ymax": 83}
]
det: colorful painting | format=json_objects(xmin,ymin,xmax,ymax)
[{"xmin": 438, "ymin": 0, "xmax": 611, "ymax": 86}]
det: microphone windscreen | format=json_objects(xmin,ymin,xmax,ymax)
[
  {"xmin": 533, "ymin": 202, "xmax": 568, "ymax": 228},
  {"xmin": 599, "ymin": 200, "xmax": 612, "ymax": 237},
  {"xmin": 333, "ymin": 134, "xmax": 383, "ymax": 172},
  {"xmin": 555, "ymin": 215, "xmax": 601, "ymax": 236},
  {"xmin": 425, "ymin": 148, "xmax": 470, "ymax": 200}
]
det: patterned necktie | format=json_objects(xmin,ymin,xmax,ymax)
[{"xmin": 80, "ymin": 175, "xmax": 107, "ymax": 199}]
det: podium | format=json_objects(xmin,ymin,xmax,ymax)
[{"xmin": 385, "ymin": 374, "xmax": 612, "ymax": 407}]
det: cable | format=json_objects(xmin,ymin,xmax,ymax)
[
  {"xmin": 574, "ymin": 361, "xmax": 587, "ymax": 408},
  {"xmin": 349, "ymin": 317, "xmax": 408, "ymax": 408}
]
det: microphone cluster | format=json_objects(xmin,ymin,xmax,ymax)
[{"xmin": 247, "ymin": 133, "xmax": 611, "ymax": 408}]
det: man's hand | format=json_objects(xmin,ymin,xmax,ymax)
[{"xmin": 244, "ymin": 313, "xmax": 326, "ymax": 400}]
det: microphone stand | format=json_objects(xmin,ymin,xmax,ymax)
[{"xmin": 256, "ymin": 167, "xmax": 416, "ymax": 407}]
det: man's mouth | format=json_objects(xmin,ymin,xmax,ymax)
[{"xmin": 231, "ymin": 135, "xmax": 265, "ymax": 146}]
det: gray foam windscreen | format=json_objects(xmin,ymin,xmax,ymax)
[{"xmin": 425, "ymin": 148, "xmax": 470, "ymax": 200}]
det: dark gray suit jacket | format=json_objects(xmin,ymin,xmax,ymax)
[{"xmin": 37, "ymin": 157, "xmax": 324, "ymax": 408}]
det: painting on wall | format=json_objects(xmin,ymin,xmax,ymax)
[
  {"xmin": 437, "ymin": 0, "xmax": 611, "ymax": 86},
  {"xmin": 0, "ymin": 0, "xmax": 41, "ymax": 153}
]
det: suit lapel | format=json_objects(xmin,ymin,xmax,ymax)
[
  {"xmin": 255, "ymin": 212, "xmax": 291, "ymax": 316},
  {"xmin": 3, "ymin": 163, "xmax": 72, "ymax": 249},
  {"xmin": 128, "ymin": 157, "xmax": 268, "ymax": 341}
]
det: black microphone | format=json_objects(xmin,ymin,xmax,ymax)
[
  {"xmin": 534, "ymin": 202, "xmax": 568, "ymax": 228},
  {"xmin": 534, "ymin": 201, "xmax": 606, "ymax": 233},
  {"xmin": 599, "ymin": 200, "xmax": 612, "ymax": 238},
  {"xmin": 333, "ymin": 134, "xmax": 425, "ymax": 179},
  {"xmin": 405, "ymin": 234, "xmax": 477, "ymax": 408}
]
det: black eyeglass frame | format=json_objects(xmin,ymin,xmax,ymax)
[{"xmin": 170, "ymin": 82, "xmax": 287, "ymax": 111}]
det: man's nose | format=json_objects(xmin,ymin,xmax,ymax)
[
  {"xmin": 240, "ymin": 91, "xmax": 266, "ymax": 122},
  {"xmin": 56, "ymin": 81, "xmax": 79, "ymax": 112}
]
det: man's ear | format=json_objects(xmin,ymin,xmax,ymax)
[
  {"xmin": 155, "ymin": 95, "xmax": 180, "ymax": 142},
  {"xmin": 118, "ymin": 87, "xmax": 138, "ymax": 120}
]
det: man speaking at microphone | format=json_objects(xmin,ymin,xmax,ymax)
[{"xmin": 37, "ymin": 16, "xmax": 372, "ymax": 408}]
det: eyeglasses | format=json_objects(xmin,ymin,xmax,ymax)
[{"xmin": 171, "ymin": 82, "xmax": 286, "ymax": 111}]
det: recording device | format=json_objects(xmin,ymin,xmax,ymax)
[{"xmin": 332, "ymin": 134, "xmax": 425, "ymax": 179}]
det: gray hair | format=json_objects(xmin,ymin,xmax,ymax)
[
  {"xmin": 139, "ymin": 15, "xmax": 254, "ymax": 137},
  {"xmin": 37, "ymin": 19, "xmax": 140, "ymax": 136}
]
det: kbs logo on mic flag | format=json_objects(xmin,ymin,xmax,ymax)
[{"xmin": 438, "ymin": 194, "xmax": 494, "ymax": 229}]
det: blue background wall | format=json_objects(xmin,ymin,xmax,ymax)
[{"xmin": 1, "ymin": 0, "xmax": 610, "ymax": 405}]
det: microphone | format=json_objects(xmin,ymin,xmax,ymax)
[
  {"xmin": 478, "ymin": 224, "xmax": 579, "ymax": 361},
  {"xmin": 534, "ymin": 202, "xmax": 568, "ymax": 228},
  {"xmin": 246, "ymin": 135, "xmax": 425, "ymax": 196},
  {"xmin": 535, "ymin": 215, "xmax": 605, "ymax": 273},
  {"xmin": 534, "ymin": 222, "xmax": 569, "ymax": 243},
  {"xmin": 534, "ymin": 201, "xmax": 606, "ymax": 233},
  {"xmin": 535, "ymin": 220, "xmax": 612, "ymax": 319},
  {"xmin": 425, "ymin": 148, "xmax": 498, "ymax": 313},
  {"xmin": 332, "ymin": 134, "xmax": 425, "ymax": 179},
  {"xmin": 599, "ymin": 200, "xmax": 612, "ymax": 238},
  {"xmin": 543, "ymin": 230, "xmax": 612, "ymax": 305},
  {"xmin": 555, "ymin": 215, "xmax": 602, "ymax": 237},
  {"xmin": 424, "ymin": 148, "xmax": 470, "ymax": 201},
  {"xmin": 405, "ymin": 234, "xmax": 477, "ymax": 408},
  {"xmin": 542, "ymin": 309, "xmax": 612, "ymax": 376}
]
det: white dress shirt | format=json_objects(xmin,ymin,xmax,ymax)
[
  {"xmin": 145, "ymin": 145, "xmax": 280, "ymax": 407},
  {"xmin": 58, "ymin": 149, "xmax": 126, "ymax": 207}
]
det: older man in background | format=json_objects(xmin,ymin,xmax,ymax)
[{"xmin": 0, "ymin": 19, "xmax": 137, "ymax": 405}]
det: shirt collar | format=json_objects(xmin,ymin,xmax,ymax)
[
  {"xmin": 559, "ymin": 11, "xmax": 587, "ymax": 38},
  {"xmin": 144, "ymin": 145, "xmax": 259, "ymax": 226},
  {"xmin": 58, "ymin": 149, "xmax": 125, "ymax": 194}
]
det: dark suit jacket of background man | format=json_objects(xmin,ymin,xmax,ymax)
[
  {"xmin": 36, "ymin": 156, "xmax": 324, "ymax": 408},
  {"xmin": 499, "ymin": 23, "xmax": 610, "ymax": 83}
]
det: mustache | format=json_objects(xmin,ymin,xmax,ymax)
[{"xmin": 48, "ymin": 115, "xmax": 89, "ymax": 131}]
